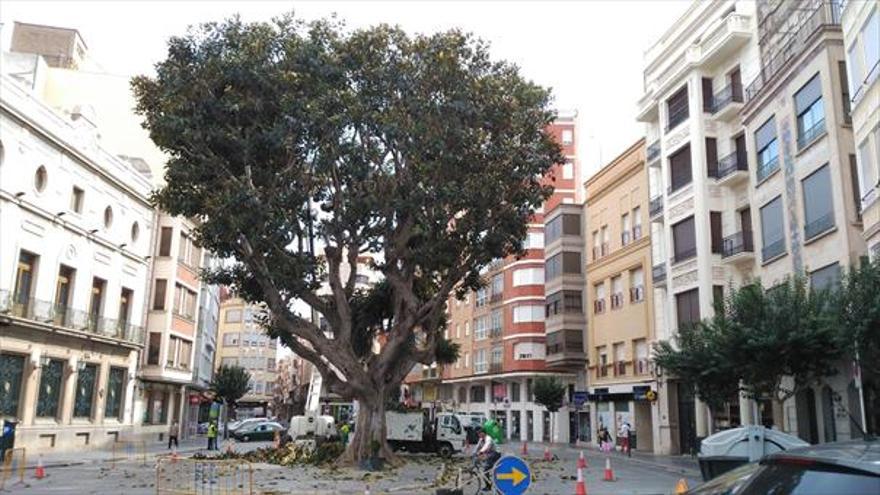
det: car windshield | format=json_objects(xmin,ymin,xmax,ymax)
[
  {"xmin": 689, "ymin": 462, "xmax": 761, "ymax": 495},
  {"xmin": 745, "ymin": 463, "xmax": 880, "ymax": 495}
]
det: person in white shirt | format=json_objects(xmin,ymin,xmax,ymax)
[
  {"xmin": 473, "ymin": 427, "xmax": 501, "ymax": 490},
  {"xmin": 618, "ymin": 421, "xmax": 632, "ymax": 456}
]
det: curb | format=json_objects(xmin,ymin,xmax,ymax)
[{"xmin": 22, "ymin": 447, "xmax": 204, "ymax": 471}]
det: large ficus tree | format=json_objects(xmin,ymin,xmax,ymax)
[{"xmin": 133, "ymin": 16, "xmax": 560, "ymax": 463}]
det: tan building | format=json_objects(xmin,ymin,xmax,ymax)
[
  {"xmin": 215, "ymin": 296, "xmax": 278, "ymax": 418},
  {"xmin": 584, "ymin": 139, "xmax": 656, "ymax": 452}
]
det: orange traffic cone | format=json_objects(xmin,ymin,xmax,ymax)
[
  {"xmin": 543, "ymin": 446, "xmax": 552, "ymax": 462},
  {"xmin": 675, "ymin": 478, "xmax": 689, "ymax": 494},
  {"xmin": 603, "ymin": 457, "xmax": 615, "ymax": 481},
  {"xmin": 34, "ymin": 455, "xmax": 46, "ymax": 480},
  {"xmin": 575, "ymin": 465, "xmax": 587, "ymax": 495},
  {"xmin": 577, "ymin": 450, "xmax": 587, "ymax": 469},
  {"xmin": 521, "ymin": 441, "xmax": 528, "ymax": 456}
]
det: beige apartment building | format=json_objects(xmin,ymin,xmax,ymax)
[
  {"xmin": 584, "ymin": 139, "xmax": 656, "ymax": 452},
  {"xmin": 638, "ymin": 0, "xmax": 868, "ymax": 452},
  {"xmin": 215, "ymin": 295, "xmax": 277, "ymax": 418}
]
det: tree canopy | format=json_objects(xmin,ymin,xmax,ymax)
[
  {"xmin": 533, "ymin": 377, "xmax": 566, "ymax": 413},
  {"xmin": 133, "ymin": 14, "xmax": 561, "ymax": 462},
  {"xmin": 210, "ymin": 364, "xmax": 252, "ymax": 407}
]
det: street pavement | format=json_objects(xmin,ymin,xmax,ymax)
[{"xmin": 2, "ymin": 438, "xmax": 703, "ymax": 494}]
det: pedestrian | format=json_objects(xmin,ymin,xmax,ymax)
[
  {"xmin": 340, "ymin": 422, "xmax": 351, "ymax": 446},
  {"xmin": 207, "ymin": 421, "xmax": 218, "ymax": 450},
  {"xmin": 168, "ymin": 421, "xmax": 180, "ymax": 449},
  {"xmin": 618, "ymin": 420, "xmax": 632, "ymax": 457}
]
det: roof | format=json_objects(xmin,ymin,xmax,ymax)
[{"xmin": 764, "ymin": 439, "xmax": 880, "ymax": 475}]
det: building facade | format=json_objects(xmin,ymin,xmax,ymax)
[
  {"xmin": 215, "ymin": 296, "xmax": 278, "ymax": 418},
  {"xmin": 0, "ymin": 66, "xmax": 153, "ymax": 452},
  {"xmin": 842, "ymin": 1, "xmax": 880, "ymax": 259},
  {"xmin": 638, "ymin": 0, "xmax": 867, "ymax": 452},
  {"xmin": 411, "ymin": 112, "xmax": 582, "ymax": 443},
  {"xmin": 583, "ymin": 139, "xmax": 657, "ymax": 452}
]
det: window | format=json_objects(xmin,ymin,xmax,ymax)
[
  {"xmin": 267, "ymin": 358, "xmax": 276, "ymax": 371},
  {"xmin": 513, "ymin": 305, "xmax": 544, "ymax": 323},
  {"xmin": 223, "ymin": 332, "xmax": 240, "ymax": 346},
  {"xmin": 464, "ymin": 351, "xmax": 470, "ymax": 368},
  {"xmin": 597, "ymin": 347, "xmax": 608, "ymax": 377},
  {"xmin": 0, "ymin": 354, "xmax": 25, "ymax": 417},
  {"xmin": 672, "ymin": 216, "xmax": 697, "ymax": 263},
  {"xmin": 857, "ymin": 140, "xmax": 877, "ymax": 207},
  {"xmin": 702, "ymin": 77, "xmax": 714, "ymax": 112},
  {"xmin": 562, "ymin": 160, "xmax": 574, "ymax": 179},
  {"xmin": 666, "ymin": 85, "xmax": 689, "ymax": 131},
  {"xmin": 70, "ymin": 186, "xmax": 84, "ymax": 213},
  {"xmin": 561, "ymin": 129, "xmax": 573, "ymax": 145},
  {"xmin": 474, "ymin": 350, "xmax": 488, "ymax": 374},
  {"xmin": 513, "ymin": 267, "xmax": 544, "ymax": 286},
  {"xmin": 158, "ymin": 227, "xmax": 173, "ymax": 257},
  {"xmin": 592, "ymin": 230, "xmax": 600, "ymax": 259},
  {"xmin": 173, "ymin": 284, "xmax": 197, "ymax": 319},
  {"xmin": 13, "ymin": 251, "xmax": 38, "ymax": 315},
  {"xmin": 105, "ymin": 367, "xmax": 126, "ymax": 419},
  {"xmin": 859, "ymin": 10, "xmax": 880, "ymax": 89},
  {"xmin": 225, "ymin": 309, "xmax": 242, "ymax": 323},
  {"xmin": 131, "ymin": 222, "xmax": 140, "ymax": 243},
  {"xmin": 610, "ymin": 276, "xmax": 623, "ymax": 309},
  {"xmin": 73, "ymin": 363, "xmax": 97, "ymax": 418},
  {"xmin": 630, "ymin": 268, "xmax": 645, "ymax": 302},
  {"xmin": 152, "ymin": 279, "xmax": 167, "ymax": 310},
  {"xmin": 594, "ymin": 282, "xmax": 606, "ymax": 313},
  {"xmin": 632, "ymin": 206, "xmax": 642, "ymax": 240},
  {"xmin": 455, "ymin": 324, "xmax": 461, "ymax": 339},
  {"xmin": 491, "ymin": 346, "xmax": 503, "ymax": 365},
  {"xmin": 613, "ymin": 343, "xmax": 626, "ymax": 376},
  {"xmin": 706, "ymin": 137, "xmax": 718, "ymax": 177},
  {"xmin": 515, "ymin": 342, "xmax": 545, "ymax": 360},
  {"xmin": 755, "ymin": 117, "xmax": 779, "ymax": 182},
  {"xmin": 220, "ymin": 357, "xmax": 237, "ymax": 367},
  {"xmin": 34, "ymin": 165, "xmax": 47, "ymax": 192},
  {"xmin": 669, "ymin": 144, "xmax": 692, "ymax": 192},
  {"xmin": 524, "ymin": 232, "xmax": 544, "ymax": 249},
  {"xmin": 470, "ymin": 384, "xmax": 486, "ymax": 402},
  {"xmin": 795, "ymin": 74, "xmax": 825, "ymax": 149},
  {"xmin": 545, "ymin": 254, "xmax": 562, "ymax": 280},
  {"xmin": 490, "ymin": 309, "xmax": 503, "ymax": 337},
  {"xmin": 761, "ymin": 196, "xmax": 786, "ymax": 261},
  {"xmin": 810, "ymin": 262, "xmax": 841, "ymax": 291},
  {"xmin": 635, "ymin": 340, "xmax": 649, "ymax": 375},
  {"xmin": 676, "ymin": 288, "xmax": 701, "ymax": 329},
  {"xmin": 511, "ymin": 383, "xmax": 521, "ymax": 402},
  {"xmin": 103, "ymin": 206, "xmax": 114, "ymax": 229},
  {"xmin": 36, "ymin": 359, "xmax": 64, "ymax": 418},
  {"xmin": 545, "ymin": 214, "xmax": 580, "ymax": 244},
  {"xmin": 147, "ymin": 333, "xmax": 161, "ymax": 365},
  {"xmin": 710, "ymin": 211, "xmax": 722, "ymax": 254},
  {"xmin": 602, "ymin": 226, "xmax": 610, "ymax": 253},
  {"xmin": 474, "ymin": 316, "xmax": 488, "ymax": 340},
  {"xmin": 89, "ymin": 278, "xmax": 106, "ymax": 329},
  {"xmin": 178, "ymin": 232, "xmax": 200, "ymax": 266},
  {"xmin": 564, "ymin": 291, "xmax": 583, "ymax": 313},
  {"xmin": 54, "ymin": 265, "xmax": 75, "ymax": 318},
  {"xmin": 490, "ymin": 273, "xmax": 504, "ymax": 300},
  {"xmin": 802, "ymin": 165, "xmax": 835, "ymax": 240},
  {"xmin": 465, "ymin": 322, "xmax": 470, "ymax": 337},
  {"xmin": 118, "ymin": 288, "xmax": 133, "ymax": 330},
  {"xmin": 839, "ymin": 62, "xmax": 852, "ymax": 123},
  {"xmin": 475, "ymin": 287, "xmax": 488, "ymax": 307},
  {"xmin": 621, "ymin": 213, "xmax": 631, "ymax": 245},
  {"xmin": 178, "ymin": 339, "xmax": 192, "ymax": 370}
]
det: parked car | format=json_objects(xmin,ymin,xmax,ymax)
[
  {"xmin": 232, "ymin": 421, "xmax": 285, "ymax": 442},
  {"xmin": 229, "ymin": 417, "xmax": 267, "ymax": 433},
  {"xmin": 688, "ymin": 439, "xmax": 880, "ymax": 494}
]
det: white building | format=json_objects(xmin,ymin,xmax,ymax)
[{"xmin": 0, "ymin": 62, "xmax": 154, "ymax": 452}]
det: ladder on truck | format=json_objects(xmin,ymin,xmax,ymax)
[{"xmin": 304, "ymin": 364, "xmax": 323, "ymax": 418}]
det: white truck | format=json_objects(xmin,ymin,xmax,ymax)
[
  {"xmin": 386, "ymin": 410, "xmax": 467, "ymax": 457},
  {"xmin": 287, "ymin": 365, "xmax": 337, "ymax": 445}
]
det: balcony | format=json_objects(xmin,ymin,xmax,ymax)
[
  {"xmin": 710, "ymin": 83, "xmax": 744, "ymax": 121},
  {"xmin": 614, "ymin": 361, "xmax": 627, "ymax": 377},
  {"xmin": 721, "ymin": 230, "xmax": 755, "ymax": 264},
  {"xmin": 647, "ymin": 140, "xmax": 661, "ymax": 165},
  {"xmin": 649, "ymin": 196, "xmax": 664, "ymax": 220},
  {"xmin": 474, "ymin": 362, "xmax": 488, "ymax": 374},
  {"xmin": 714, "ymin": 150, "xmax": 749, "ymax": 186},
  {"xmin": 545, "ymin": 329, "xmax": 586, "ymax": 370},
  {"xmin": 756, "ymin": 157, "xmax": 780, "ymax": 183},
  {"xmin": 652, "ymin": 263, "xmax": 667, "ymax": 285},
  {"xmin": 630, "ymin": 286, "xmax": 645, "ymax": 303},
  {"xmin": 693, "ymin": 12, "xmax": 752, "ymax": 70},
  {"xmin": 593, "ymin": 299, "xmax": 606, "ymax": 314},
  {"xmin": 804, "ymin": 212, "xmax": 835, "ymax": 241},
  {"xmin": 761, "ymin": 238, "xmax": 786, "ymax": 263},
  {"xmin": 797, "ymin": 118, "xmax": 826, "ymax": 150},
  {"xmin": 0, "ymin": 290, "xmax": 144, "ymax": 346}
]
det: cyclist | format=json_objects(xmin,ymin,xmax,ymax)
[{"xmin": 473, "ymin": 426, "xmax": 501, "ymax": 492}]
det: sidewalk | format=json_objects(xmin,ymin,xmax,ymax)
[{"xmin": 19, "ymin": 436, "xmax": 212, "ymax": 470}]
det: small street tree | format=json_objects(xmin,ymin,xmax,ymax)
[
  {"xmin": 533, "ymin": 377, "xmax": 566, "ymax": 442},
  {"xmin": 133, "ymin": 15, "xmax": 559, "ymax": 464},
  {"xmin": 210, "ymin": 364, "xmax": 252, "ymax": 438}
]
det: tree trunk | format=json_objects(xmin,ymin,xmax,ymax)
[{"xmin": 337, "ymin": 395, "xmax": 398, "ymax": 467}]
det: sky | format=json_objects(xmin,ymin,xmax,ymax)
[
  {"xmin": 1, "ymin": 0, "xmax": 689, "ymax": 360},
  {"xmin": 1, "ymin": 0, "xmax": 689, "ymax": 178}
]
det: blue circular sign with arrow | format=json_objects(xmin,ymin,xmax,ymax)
[{"xmin": 492, "ymin": 455, "xmax": 532, "ymax": 495}]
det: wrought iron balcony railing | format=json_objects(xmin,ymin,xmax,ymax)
[{"xmin": 722, "ymin": 230, "xmax": 754, "ymax": 258}]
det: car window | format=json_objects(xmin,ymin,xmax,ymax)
[
  {"xmin": 689, "ymin": 462, "xmax": 761, "ymax": 495},
  {"xmin": 746, "ymin": 463, "xmax": 880, "ymax": 495}
]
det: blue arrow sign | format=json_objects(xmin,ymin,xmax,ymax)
[{"xmin": 493, "ymin": 455, "xmax": 531, "ymax": 495}]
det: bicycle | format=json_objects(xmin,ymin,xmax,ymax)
[{"xmin": 454, "ymin": 455, "xmax": 501, "ymax": 495}]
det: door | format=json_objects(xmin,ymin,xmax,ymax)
[
  {"xmin": 55, "ymin": 266, "xmax": 75, "ymax": 326},
  {"xmin": 796, "ymin": 388, "xmax": 819, "ymax": 444},
  {"xmin": 511, "ymin": 410, "xmax": 521, "ymax": 440},
  {"xmin": 676, "ymin": 382, "xmax": 697, "ymax": 455},
  {"xmin": 821, "ymin": 386, "xmax": 837, "ymax": 442},
  {"xmin": 569, "ymin": 412, "xmax": 578, "ymax": 444},
  {"xmin": 729, "ymin": 66, "xmax": 743, "ymax": 101},
  {"xmin": 526, "ymin": 411, "xmax": 534, "ymax": 442},
  {"xmin": 438, "ymin": 414, "xmax": 464, "ymax": 442},
  {"xmin": 735, "ymin": 134, "xmax": 747, "ymax": 170},
  {"xmin": 13, "ymin": 253, "xmax": 36, "ymax": 316}
]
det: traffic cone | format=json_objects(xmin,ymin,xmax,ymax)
[
  {"xmin": 171, "ymin": 447, "xmax": 179, "ymax": 464},
  {"xmin": 577, "ymin": 450, "xmax": 587, "ymax": 469},
  {"xmin": 674, "ymin": 478, "xmax": 689, "ymax": 494},
  {"xmin": 543, "ymin": 446, "xmax": 552, "ymax": 462},
  {"xmin": 521, "ymin": 441, "xmax": 528, "ymax": 456},
  {"xmin": 575, "ymin": 465, "xmax": 587, "ymax": 495},
  {"xmin": 603, "ymin": 457, "xmax": 615, "ymax": 482},
  {"xmin": 34, "ymin": 455, "xmax": 45, "ymax": 480}
]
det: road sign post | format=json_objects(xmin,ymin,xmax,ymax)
[{"xmin": 493, "ymin": 455, "xmax": 531, "ymax": 495}]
